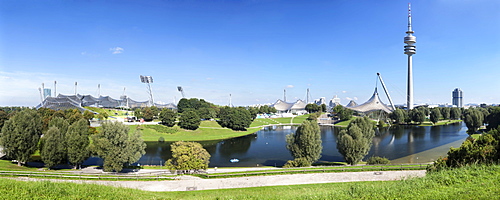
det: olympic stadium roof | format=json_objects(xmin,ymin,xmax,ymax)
[
  {"xmin": 272, "ymin": 99, "xmax": 307, "ymax": 112},
  {"xmin": 36, "ymin": 94, "xmax": 177, "ymax": 111},
  {"xmin": 347, "ymin": 89, "xmax": 393, "ymax": 113}
]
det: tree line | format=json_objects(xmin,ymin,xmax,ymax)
[{"xmin": 0, "ymin": 108, "xmax": 146, "ymax": 172}]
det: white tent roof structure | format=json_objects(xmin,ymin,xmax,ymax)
[
  {"xmin": 347, "ymin": 88, "xmax": 393, "ymax": 113},
  {"xmin": 272, "ymin": 99, "xmax": 307, "ymax": 113}
]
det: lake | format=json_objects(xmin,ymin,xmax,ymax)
[{"xmin": 136, "ymin": 122, "xmax": 468, "ymax": 167}]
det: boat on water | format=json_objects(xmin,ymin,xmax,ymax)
[{"xmin": 229, "ymin": 158, "xmax": 239, "ymax": 163}]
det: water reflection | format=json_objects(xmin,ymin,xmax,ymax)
[{"xmin": 86, "ymin": 122, "xmax": 469, "ymax": 167}]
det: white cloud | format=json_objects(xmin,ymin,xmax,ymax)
[
  {"xmin": 286, "ymin": 85, "xmax": 294, "ymax": 88},
  {"xmin": 342, "ymin": 91, "xmax": 347, "ymax": 93},
  {"xmin": 110, "ymin": 47, "xmax": 124, "ymax": 54},
  {"xmin": 206, "ymin": 77, "xmax": 213, "ymax": 80}
]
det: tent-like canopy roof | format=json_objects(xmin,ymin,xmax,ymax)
[
  {"xmin": 37, "ymin": 94, "xmax": 177, "ymax": 110},
  {"xmin": 272, "ymin": 99, "xmax": 307, "ymax": 112},
  {"xmin": 347, "ymin": 89, "xmax": 393, "ymax": 113}
]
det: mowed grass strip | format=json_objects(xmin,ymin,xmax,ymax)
[{"xmin": 1, "ymin": 164, "xmax": 498, "ymax": 199}]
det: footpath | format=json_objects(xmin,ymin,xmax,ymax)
[{"xmin": 15, "ymin": 170, "xmax": 426, "ymax": 192}]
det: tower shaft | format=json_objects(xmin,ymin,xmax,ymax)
[
  {"xmin": 404, "ymin": 3, "xmax": 416, "ymax": 110},
  {"xmin": 407, "ymin": 55, "xmax": 413, "ymax": 110}
]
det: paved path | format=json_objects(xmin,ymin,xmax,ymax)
[{"xmin": 16, "ymin": 170, "xmax": 426, "ymax": 191}]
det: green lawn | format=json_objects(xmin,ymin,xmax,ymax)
[
  {"xmin": 135, "ymin": 124, "xmax": 262, "ymax": 142},
  {"xmin": 1, "ymin": 164, "xmax": 498, "ymax": 199}
]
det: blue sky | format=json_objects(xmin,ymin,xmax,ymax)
[{"xmin": 1, "ymin": 0, "xmax": 499, "ymax": 107}]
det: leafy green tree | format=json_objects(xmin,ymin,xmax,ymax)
[
  {"xmin": 247, "ymin": 107, "xmax": 259, "ymax": 120},
  {"xmin": 285, "ymin": 120, "xmax": 322, "ymax": 167},
  {"xmin": 336, "ymin": 117, "xmax": 375, "ymax": 165},
  {"xmin": 0, "ymin": 109, "xmax": 42, "ymax": 166},
  {"xmin": 133, "ymin": 108, "xmax": 143, "ymax": 119},
  {"xmin": 320, "ymin": 104, "xmax": 327, "ymax": 112},
  {"xmin": 430, "ymin": 109, "xmax": 441, "ymax": 124},
  {"xmin": 464, "ymin": 108, "xmax": 484, "ymax": 135},
  {"xmin": 450, "ymin": 107, "xmax": 461, "ymax": 120},
  {"xmin": 389, "ymin": 109, "xmax": 407, "ymax": 124},
  {"xmin": 0, "ymin": 110, "xmax": 9, "ymax": 130},
  {"xmin": 48, "ymin": 117, "xmax": 69, "ymax": 134},
  {"xmin": 142, "ymin": 107, "xmax": 154, "ymax": 121},
  {"xmin": 91, "ymin": 121, "xmax": 146, "ymax": 172},
  {"xmin": 334, "ymin": 105, "xmax": 353, "ymax": 121},
  {"xmin": 41, "ymin": 126, "xmax": 66, "ymax": 169},
  {"xmin": 159, "ymin": 109, "xmax": 177, "ymax": 127},
  {"xmin": 83, "ymin": 110, "xmax": 94, "ymax": 123},
  {"xmin": 218, "ymin": 107, "xmax": 253, "ymax": 131},
  {"xmin": 178, "ymin": 111, "xmax": 201, "ymax": 130},
  {"xmin": 486, "ymin": 107, "xmax": 500, "ymax": 131},
  {"xmin": 66, "ymin": 118, "xmax": 91, "ymax": 169},
  {"xmin": 410, "ymin": 109, "xmax": 425, "ymax": 124},
  {"xmin": 440, "ymin": 107, "xmax": 451, "ymax": 120},
  {"xmin": 197, "ymin": 107, "xmax": 216, "ymax": 120},
  {"xmin": 165, "ymin": 141, "xmax": 211, "ymax": 174},
  {"xmin": 176, "ymin": 98, "xmax": 189, "ymax": 113},
  {"xmin": 305, "ymin": 104, "xmax": 320, "ymax": 113}
]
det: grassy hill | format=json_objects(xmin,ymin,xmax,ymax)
[{"xmin": 1, "ymin": 164, "xmax": 498, "ymax": 199}]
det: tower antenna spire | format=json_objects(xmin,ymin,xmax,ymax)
[{"xmin": 404, "ymin": 3, "xmax": 417, "ymax": 110}]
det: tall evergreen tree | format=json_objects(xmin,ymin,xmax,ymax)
[
  {"xmin": 66, "ymin": 118, "xmax": 91, "ymax": 169},
  {"xmin": 285, "ymin": 120, "xmax": 322, "ymax": 166},
  {"xmin": 0, "ymin": 109, "xmax": 42, "ymax": 166},
  {"xmin": 336, "ymin": 117, "xmax": 375, "ymax": 165}
]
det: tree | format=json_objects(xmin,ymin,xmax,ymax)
[
  {"xmin": 389, "ymin": 109, "xmax": 406, "ymax": 124},
  {"xmin": 165, "ymin": 141, "xmax": 211, "ymax": 174},
  {"xmin": 83, "ymin": 110, "xmax": 94, "ymax": 123},
  {"xmin": 159, "ymin": 109, "xmax": 176, "ymax": 127},
  {"xmin": 133, "ymin": 108, "xmax": 143, "ymax": 119},
  {"xmin": 430, "ymin": 109, "xmax": 441, "ymax": 124},
  {"xmin": 336, "ymin": 117, "xmax": 375, "ymax": 165},
  {"xmin": 142, "ymin": 107, "xmax": 154, "ymax": 121},
  {"xmin": 450, "ymin": 107, "xmax": 461, "ymax": 120},
  {"xmin": 0, "ymin": 109, "xmax": 42, "ymax": 166},
  {"xmin": 197, "ymin": 107, "xmax": 216, "ymax": 120},
  {"xmin": 91, "ymin": 121, "xmax": 146, "ymax": 172},
  {"xmin": 464, "ymin": 109, "xmax": 484, "ymax": 135},
  {"xmin": 486, "ymin": 107, "xmax": 500, "ymax": 131},
  {"xmin": 66, "ymin": 118, "xmax": 91, "ymax": 169},
  {"xmin": 410, "ymin": 109, "xmax": 425, "ymax": 124},
  {"xmin": 305, "ymin": 104, "xmax": 320, "ymax": 113},
  {"xmin": 441, "ymin": 107, "xmax": 451, "ymax": 120},
  {"xmin": 178, "ymin": 110, "xmax": 200, "ymax": 130},
  {"xmin": 0, "ymin": 110, "xmax": 8, "ymax": 130},
  {"xmin": 218, "ymin": 107, "xmax": 253, "ymax": 131},
  {"xmin": 334, "ymin": 105, "xmax": 353, "ymax": 121},
  {"xmin": 320, "ymin": 104, "xmax": 327, "ymax": 112},
  {"xmin": 285, "ymin": 120, "xmax": 322, "ymax": 167},
  {"xmin": 41, "ymin": 126, "xmax": 66, "ymax": 169}
]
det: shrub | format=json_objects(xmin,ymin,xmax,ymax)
[
  {"xmin": 283, "ymin": 158, "xmax": 310, "ymax": 168},
  {"xmin": 158, "ymin": 137, "xmax": 165, "ymax": 143},
  {"xmin": 366, "ymin": 156, "xmax": 390, "ymax": 165}
]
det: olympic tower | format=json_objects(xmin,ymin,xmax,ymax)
[{"xmin": 404, "ymin": 3, "xmax": 416, "ymax": 110}]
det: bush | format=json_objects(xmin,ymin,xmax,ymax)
[
  {"xmin": 283, "ymin": 158, "xmax": 311, "ymax": 168},
  {"xmin": 143, "ymin": 125, "xmax": 179, "ymax": 134},
  {"xmin": 366, "ymin": 156, "xmax": 390, "ymax": 165},
  {"xmin": 158, "ymin": 137, "xmax": 165, "ymax": 143}
]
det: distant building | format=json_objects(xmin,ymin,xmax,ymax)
[
  {"xmin": 452, "ymin": 88, "xmax": 463, "ymax": 108},
  {"xmin": 314, "ymin": 97, "xmax": 326, "ymax": 105},
  {"xmin": 329, "ymin": 95, "xmax": 341, "ymax": 107},
  {"xmin": 43, "ymin": 88, "xmax": 51, "ymax": 99}
]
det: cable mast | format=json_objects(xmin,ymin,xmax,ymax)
[{"xmin": 377, "ymin": 73, "xmax": 396, "ymax": 111}]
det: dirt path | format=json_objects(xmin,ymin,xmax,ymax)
[{"xmin": 16, "ymin": 170, "xmax": 426, "ymax": 191}]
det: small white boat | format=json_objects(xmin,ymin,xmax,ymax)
[{"xmin": 229, "ymin": 158, "xmax": 239, "ymax": 163}]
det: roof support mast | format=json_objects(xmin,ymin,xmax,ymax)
[{"xmin": 377, "ymin": 73, "xmax": 396, "ymax": 111}]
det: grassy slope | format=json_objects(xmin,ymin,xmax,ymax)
[
  {"xmin": 138, "ymin": 116, "xmax": 309, "ymax": 142},
  {"xmin": 1, "ymin": 165, "xmax": 499, "ymax": 199}
]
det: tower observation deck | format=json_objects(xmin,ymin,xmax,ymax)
[{"xmin": 404, "ymin": 3, "xmax": 416, "ymax": 110}]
